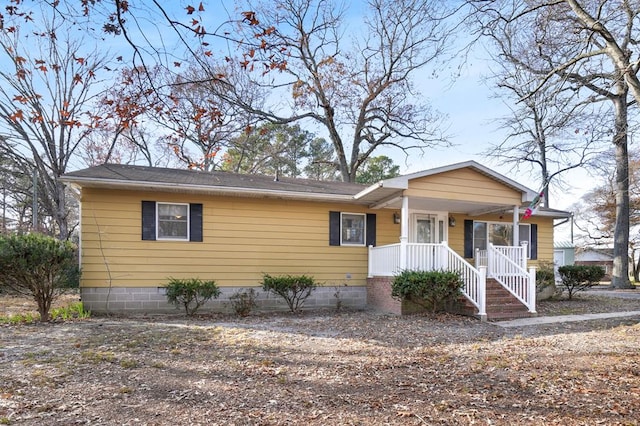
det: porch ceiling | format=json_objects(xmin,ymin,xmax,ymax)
[
  {"xmin": 366, "ymin": 194, "xmax": 571, "ymax": 218},
  {"xmin": 355, "ymin": 186, "xmax": 515, "ymax": 214},
  {"xmin": 375, "ymin": 195, "xmax": 514, "ymax": 215}
]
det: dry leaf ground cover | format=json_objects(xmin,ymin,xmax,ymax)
[{"xmin": 1, "ymin": 290, "xmax": 640, "ymax": 425}]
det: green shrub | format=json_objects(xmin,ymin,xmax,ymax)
[
  {"xmin": 0, "ymin": 233, "xmax": 80, "ymax": 322},
  {"xmin": 164, "ymin": 278, "xmax": 221, "ymax": 316},
  {"xmin": 557, "ymin": 265, "xmax": 605, "ymax": 300},
  {"xmin": 261, "ymin": 274, "xmax": 317, "ymax": 313},
  {"xmin": 229, "ymin": 288, "xmax": 258, "ymax": 316},
  {"xmin": 391, "ymin": 270, "xmax": 464, "ymax": 313},
  {"xmin": 536, "ymin": 261, "xmax": 557, "ymax": 294}
]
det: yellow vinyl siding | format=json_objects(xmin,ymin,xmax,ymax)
[
  {"xmin": 79, "ymin": 188, "xmax": 392, "ymax": 289},
  {"xmin": 446, "ymin": 213, "xmax": 555, "ymax": 265},
  {"xmin": 404, "ymin": 169, "xmax": 523, "ymax": 205}
]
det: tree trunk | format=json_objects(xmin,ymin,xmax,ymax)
[
  {"xmin": 610, "ymin": 94, "xmax": 633, "ymax": 288},
  {"xmin": 54, "ymin": 178, "xmax": 69, "ymax": 240}
]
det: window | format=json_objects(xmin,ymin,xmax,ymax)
[
  {"xmin": 141, "ymin": 201, "xmax": 203, "ymax": 242},
  {"xmin": 472, "ymin": 221, "xmax": 531, "ymax": 258},
  {"xmin": 341, "ymin": 213, "xmax": 365, "ymax": 245},
  {"xmin": 157, "ymin": 203, "xmax": 189, "ymax": 240},
  {"xmin": 329, "ymin": 211, "xmax": 376, "ymax": 247}
]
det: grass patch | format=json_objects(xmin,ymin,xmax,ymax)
[
  {"xmin": 50, "ymin": 302, "xmax": 91, "ymax": 320},
  {"xmin": 0, "ymin": 301, "xmax": 90, "ymax": 324},
  {"xmin": 0, "ymin": 312, "xmax": 38, "ymax": 324},
  {"xmin": 80, "ymin": 350, "xmax": 116, "ymax": 364},
  {"xmin": 119, "ymin": 358, "xmax": 139, "ymax": 369}
]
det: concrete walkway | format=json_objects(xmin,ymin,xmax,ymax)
[
  {"xmin": 494, "ymin": 287, "xmax": 640, "ymax": 328},
  {"xmin": 494, "ymin": 310, "xmax": 640, "ymax": 328}
]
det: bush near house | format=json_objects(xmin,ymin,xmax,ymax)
[
  {"xmin": 557, "ymin": 265, "xmax": 605, "ymax": 300},
  {"xmin": 0, "ymin": 233, "xmax": 80, "ymax": 322},
  {"xmin": 391, "ymin": 270, "xmax": 464, "ymax": 313},
  {"xmin": 164, "ymin": 278, "xmax": 221, "ymax": 316},
  {"xmin": 536, "ymin": 260, "xmax": 557, "ymax": 296},
  {"xmin": 261, "ymin": 274, "xmax": 317, "ymax": 313},
  {"xmin": 229, "ymin": 288, "xmax": 258, "ymax": 316}
]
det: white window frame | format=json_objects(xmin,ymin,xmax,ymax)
[
  {"xmin": 156, "ymin": 202, "xmax": 190, "ymax": 241},
  {"xmin": 473, "ymin": 221, "xmax": 531, "ymax": 259},
  {"xmin": 340, "ymin": 212, "xmax": 366, "ymax": 246}
]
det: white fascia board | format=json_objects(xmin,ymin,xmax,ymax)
[
  {"xmin": 59, "ymin": 177, "xmax": 358, "ymax": 203},
  {"xmin": 354, "ymin": 179, "xmax": 408, "ymax": 200},
  {"xmin": 353, "ymin": 181, "xmax": 384, "ymax": 199}
]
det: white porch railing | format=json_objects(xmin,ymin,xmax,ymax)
[
  {"xmin": 486, "ymin": 244, "xmax": 536, "ymax": 313},
  {"xmin": 368, "ymin": 243, "xmax": 402, "ymax": 277},
  {"xmin": 368, "ymin": 242, "xmax": 487, "ymax": 318},
  {"xmin": 475, "ymin": 243, "xmax": 527, "ymax": 269}
]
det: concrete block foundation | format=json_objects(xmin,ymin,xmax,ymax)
[{"xmin": 80, "ymin": 285, "xmax": 367, "ymax": 314}]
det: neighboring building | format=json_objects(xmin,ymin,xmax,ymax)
[
  {"xmin": 554, "ymin": 241, "xmax": 575, "ymax": 270},
  {"xmin": 574, "ymin": 247, "xmax": 614, "ymax": 281},
  {"xmin": 60, "ymin": 161, "xmax": 572, "ymax": 320}
]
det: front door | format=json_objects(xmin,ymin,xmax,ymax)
[
  {"xmin": 415, "ymin": 215, "xmax": 435, "ymax": 243},
  {"xmin": 411, "ymin": 213, "xmax": 445, "ymax": 243}
]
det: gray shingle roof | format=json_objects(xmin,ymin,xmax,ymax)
[{"xmin": 61, "ymin": 163, "xmax": 366, "ymax": 197}]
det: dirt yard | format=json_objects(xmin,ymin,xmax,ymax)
[{"xmin": 1, "ymin": 292, "xmax": 640, "ymax": 425}]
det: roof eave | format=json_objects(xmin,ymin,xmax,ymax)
[
  {"xmin": 354, "ymin": 179, "xmax": 408, "ymax": 201},
  {"xmin": 59, "ymin": 176, "xmax": 360, "ymax": 203}
]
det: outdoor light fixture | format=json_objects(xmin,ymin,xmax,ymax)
[
  {"xmin": 448, "ymin": 216, "xmax": 456, "ymax": 227},
  {"xmin": 393, "ymin": 212, "xmax": 401, "ymax": 224}
]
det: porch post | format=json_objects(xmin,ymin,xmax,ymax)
[
  {"xmin": 478, "ymin": 265, "xmax": 487, "ymax": 320},
  {"xmin": 513, "ymin": 205, "xmax": 519, "ymax": 245},
  {"xmin": 528, "ymin": 266, "xmax": 537, "ymax": 314},
  {"xmin": 399, "ymin": 196, "xmax": 409, "ymax": 270}
]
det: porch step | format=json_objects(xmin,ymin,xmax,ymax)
[{"xmin": 452, "ymin": 279, "xmax": 534, "ymax": 321}]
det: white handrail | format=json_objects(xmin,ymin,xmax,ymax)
[
  {"xmin": 441, "ymin": 243, "xmax": 486, "ymax": 318},
  {"xmin": 487, "ymin": 244, "xmax": 536, "ymax": 312}
]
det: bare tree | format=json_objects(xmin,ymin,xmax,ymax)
[
  {"xmin": 0, "ymin": 12, "xmax": 109, "ymax": 239},
  {"xmin": 470, "ymin": 0, "xmax": 640, "ymax": 288},
  {"xmin": 573, "ymin": 152, "xmax": 640, "ymax": 279},
  {"xmin": 484, "ymin": 61, "xmax": 605, "ymax": 207},
  {"xmin": 156, "ymin": 63, "xmax": 267, "ymax": 171},
  {"xmin": 215, "ymin": 0, "xmax": 454, "ymax": 181}
]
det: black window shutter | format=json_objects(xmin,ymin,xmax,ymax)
[
  {"xmin": 141, "ymin": 201, "xmax": 156, "ymax": 241},
  {"xmin": 329, "ymin": 211, "xmax": 341, "ymax": 246},
  {"xmin": 366, "ymin": 213, "xmax": 376, "ymax": 246},
  {"xmin": 189, "ymin": 203, "xmax": 203, "ymax": 242},
  {"xmin": 530, "ymin": 224, "xmax": 538, "ymax": 260},
  {"xmin": 464, "ymin": 219, "xmax": 473, "ymax": 258}
]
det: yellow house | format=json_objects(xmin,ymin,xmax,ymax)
[{"xmin": 61, "ymin": 161, "xmax": 571, "ymax": 319}]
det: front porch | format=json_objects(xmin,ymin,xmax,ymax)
[
  {"xmin": 349, "ymin": 161, "xmax": 570, "ymax": 320},
  {"xmin": 367, "ymin": 242, "xmax": 537, "ymax": 320}
]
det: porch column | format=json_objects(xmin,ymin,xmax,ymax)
[
  {"xmin": 512, "ymin": 205, "xmax": 519, "ymax": 245},
  {"xmin": 399, "ymin": 196, "xmax": 409, "ymax": 270}
]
